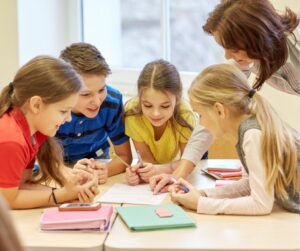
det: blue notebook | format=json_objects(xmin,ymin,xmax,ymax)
[{"xmin": 116, "ymin": 204, "xmax": 196, "ymax": 231}]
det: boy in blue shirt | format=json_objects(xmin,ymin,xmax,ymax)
[{"xmin": 57, "ymin": 43, "xmax": 132, "ymax": 183}]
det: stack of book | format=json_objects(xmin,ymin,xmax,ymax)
[{"xmin": 202, "ymin": 160, "xmax": 243, "ymax": 186}]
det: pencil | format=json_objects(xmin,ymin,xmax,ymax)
[
  {"xmin": 111, "ymin": 152, "xmax": 131, "ymax": 168},
  {"xmin": 107, "ymin": 137, "xmax": 130, "ymax": 168}
]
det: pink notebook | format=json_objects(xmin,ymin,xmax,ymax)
[
  {"xmin": 202, "ymin": 168, "xmax": 242, "ymax": 180},
  {"xmin": 40, "ymin": 205, "xmax": 113, "ymax": 231}
]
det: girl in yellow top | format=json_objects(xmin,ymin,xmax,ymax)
[{"xmin": 124, "ymin": 59, "xmax": 196, "ymax": 185}]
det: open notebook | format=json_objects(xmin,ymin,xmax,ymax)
[
  {"xmin": 40, "ymin": 205, "xmax": 113, "ymax": 231},
  {"xmin": 116, "ymin": 204, "xmax": 196, "ymax": 231}
]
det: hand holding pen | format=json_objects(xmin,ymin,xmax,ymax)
[{"xmin": 170, "ymin": 177, "xmax": 190, "ymax": 193}]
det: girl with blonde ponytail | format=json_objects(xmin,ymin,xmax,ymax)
[
  {"xmin": 171, "ymin": 64, "xmax": 299, "ymax": 215},
  {"xmin": 0, "ymin": 56, "xmax": 99, "ymax": 209}
]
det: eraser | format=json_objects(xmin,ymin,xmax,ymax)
[{"xmin": 155, "ymin": 208, "xmax": 173, "ymax": 218}]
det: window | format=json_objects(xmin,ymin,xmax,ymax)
[{"xmin": 82, "ymin": 0, "xmax": 224, "ymax": 71}]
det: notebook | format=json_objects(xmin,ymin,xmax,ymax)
[
  {"xmin": 202, "ymin": 159, "xmax": 243, "ymax": 180},
  {"xmin": 204, "ymin": 159, "xmax": 242, "ymax": 172},
  {"xmin": 40, "ymin": 205, "xmax": 113, "ymax": 231},
  {"xmin": 116, "ymin": 204, "xmax": 196, "ymax": 231},
  {"xmin": 202, "ymin": 168, "xmax": 243, "ymax": 180}
]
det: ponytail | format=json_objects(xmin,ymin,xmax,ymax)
[
  {"xmin": 0, "ymin": 84, "xmax": 14, "ymax": 117},
  {"xmin": 189, "ymin": 63, "xmax": 299, "ymax": 200},
  {"xmin": 250, "ymin": 93, "xmax": 299, "ymax": 199}
]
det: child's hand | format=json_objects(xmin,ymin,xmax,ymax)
[
  {"xmin": 125, "ymin": 166, "xmax": 141, "ymax": 185},
  {"xmin": 94, "ymin": 162, "xmax": 108, "ymax": 184},
  {"xmin": 170, "ymin": 178, "xmax": 201, "ymax": 211},
  {"xmin": 78, "ymin": 185, "xmax": 100, "ymax": 203},
  {"xmin": 136, "ymin": 162, "xmax": 158, "ymax": 183},
  {"xmin": 73, "ymin": 158, "xmax": 96, "ymax": 183},
  {"xmin": 149, "ymin": 173, "xmax": 175, "ymax": 194},
  {"xmin": 63, "ymin": 171, "xmax": 99, "ymax": 201},
  {"xmin": 71, "ymin": 167, "xmax": 94, "ymax": 185}
]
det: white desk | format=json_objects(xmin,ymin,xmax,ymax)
[
  {"xmin": 105, "ymin": 160, "xmax": 300, "ymax": 251},
  {"xmin": 11, "ymin": 171, "xmax": 123, "ymax": 251}
]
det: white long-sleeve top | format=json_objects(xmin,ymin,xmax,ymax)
[{"xmin": 197, "ymin": 129, "xmax": 275, "ymax": 215}]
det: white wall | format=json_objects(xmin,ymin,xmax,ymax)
[
  {"xmin": 0, "ymin": 0, "xmax": 81, "ymax": 89},
  {"xmin": 18, "ymin": 0, "xmax": 82, "ymax": 66},
  {"xmin": 0, "ymin": 0, "xmax": 19, "ymax": 88}
]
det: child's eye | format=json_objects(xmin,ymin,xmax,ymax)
[
  {"xmin": 142, "ymin": 104, "xmax": 152, "ymax": 108},
  {"xmin": 80, "ymin": 93, "xmax": 91, "ymax": 97},
  {"xmin": 98, "ymin": 88, "xmax": 106, "ymax": 94},
  {"xmin": 60, "ymin": 110, "xmax": 68, "ymax": 114},
  {"xmin": 161, "ymin": 105, "xmax": 170, "ymax": 109}
]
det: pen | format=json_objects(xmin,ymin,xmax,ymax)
[
  {"xmin": 136, "ymin": 150, "xmax": 144, "ymax": 168},
  {"xmin": 170, "ymin": 177, "xmax": 190, "ymax": 193}
]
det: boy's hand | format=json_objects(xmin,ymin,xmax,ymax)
[
  {"xmin": 94, "ymin": 162, "xmax": 108, "ymax": 184},
  {"xmin": 125, "ymin": 166, "xmax": 141, "ymax": 185},
  {"xmin": 170, "ymin": 178, "xmax": 201, "ymax": 211},
  {"xmin": 73, "ymin": 158, "xmax": 96, "ymax": 184}
]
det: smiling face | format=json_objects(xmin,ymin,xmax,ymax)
[
  {"xmin": 35, "ymin": 93, "xmax": 79, "ymax": 136},
  {"xmin": 140, "ymin": 88, "xmax": 176, "ymax": 128},
  {"xmin": 72, "ymin": 74, "xmax": 107, "ymax": 118},
  {"xmin": 213, "ymin": 32, "xmax": 254, "ymax": 66}
]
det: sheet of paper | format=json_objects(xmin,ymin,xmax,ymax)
[{"xmin": 97, "ymin": 183, "xmax": 167, "ymax": 205}]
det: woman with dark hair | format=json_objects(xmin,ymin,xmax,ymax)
[
  {"xmin": 150, "ymin": 0, "xmax": 299, "ymax": 194},
  {"xmin": 203, "ymin": 0, "xmax": 299, "ymax": 94}
]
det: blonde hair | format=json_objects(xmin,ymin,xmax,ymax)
[
  {"xmin": 189, "ymin": 64, "xmax": 299, "ymax": 199},
  {"xmin": 0, "ymin": 196, "xmax": 24, "ymax": 251}
]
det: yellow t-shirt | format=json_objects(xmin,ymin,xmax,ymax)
[{"xmin": 125, "ymin": 98, "xmax": 196, "ymax": 164}]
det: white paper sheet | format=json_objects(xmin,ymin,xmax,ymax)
[{"xmin": 97, "ymin": 183, "xmax": 167, "ymax": 205}]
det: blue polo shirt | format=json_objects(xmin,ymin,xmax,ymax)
[{"xmin": 56, "ymin": 85, "xmax": 128, "ymax": 163}]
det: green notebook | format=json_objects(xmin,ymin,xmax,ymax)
[{"xmin": 116, "ymin": 204, "xmax": 196, "ymax": 231}]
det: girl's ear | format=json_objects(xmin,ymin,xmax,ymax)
[
  {"xmin": 213, "ymin": 102, "xmax": 226, "ymax": 119},
  {"xmin": 28, "ymin": 96, "xmax": 43, "ymax": 114}
]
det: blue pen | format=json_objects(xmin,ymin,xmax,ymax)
[{"xmin": 171, "ymin": 177, "xmax": 189, "ymax": 193}]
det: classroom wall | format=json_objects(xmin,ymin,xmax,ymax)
[
  {"xmin": 0, "ymin": 0, "xmax": 81, "ymax": 89},
  {"xmin": 0, "ymin": 0, "xmax": 19, "ymax": 87}
]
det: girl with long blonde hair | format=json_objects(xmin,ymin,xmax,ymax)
[{"xmin": 171, "ymin": 64, "xmax": 299, "ymax": 215}]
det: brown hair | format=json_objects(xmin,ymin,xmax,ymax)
[
  {"xmin": 0, "ymin": 196, "xmax": 24, "ymax": 251},
  {"xmin": 189, "ymin": 64, "xmax": 299, "ymax": 199},
  {"xmin": 60, "ymin": 42, "xmax": 111, "ymax": 76},
  {"xmin": 0, "ymin": 55, "xmax": 82, "ymax": 186},
  {"xmin": 203, "ymin": 0, "xmax": 299, "ymax": 90},
  {"xmin": 125, "ymin": 59, "xmax": 194, "ymax": 159}
]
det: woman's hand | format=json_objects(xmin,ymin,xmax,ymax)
[{"xmin": 170, "ymin": 178, "xmax": 201, "ymax": 211}]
